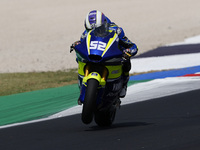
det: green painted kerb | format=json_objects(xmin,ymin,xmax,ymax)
[
  {"xmin": 0, "ymin": 84, "xmax": 79, "ymax": 126},
  {"xmin": 128, "ymin": 79, "xmax": 152, "ymax": 86}
]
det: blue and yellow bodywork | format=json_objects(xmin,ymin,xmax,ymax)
[{"xmin": 75, "ymin": 29, "xmax": 123, "ymax": 103}]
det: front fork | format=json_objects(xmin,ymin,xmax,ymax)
[{"xmin": 79, "ymin": 64, "xmax": 108, "ymax": 104}]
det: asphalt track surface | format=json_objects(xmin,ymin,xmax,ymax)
[
  {"xmin": 0, "ymin": 89, "xmax": 200, "ymax": 150},
  {"xmin": 1, "ymin": 44, "xmax": 200, "ymax": 150}
]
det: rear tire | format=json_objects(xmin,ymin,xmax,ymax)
[
  {"xmin": 94, "ymin": 105, "xmax": 116, "ymax": 127},
  {"xmin": 81, "ymin": 79, "xmax": 99, "ymax": 124}
]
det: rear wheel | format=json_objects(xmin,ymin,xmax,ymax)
[
  {"xmin": 94, "ymin": 105, "xmax": 116, "ymax": 127},
  {"xmin": 81, "ymin": 79, "xmax": 99, "ymax": 124}
]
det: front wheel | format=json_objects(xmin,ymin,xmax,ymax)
[{"xmin": 81, "ymin": 79, "xmax": 99, "ymax": 124}]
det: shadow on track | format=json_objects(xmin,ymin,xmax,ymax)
[{"xmin": 87, "ymin": 122, "xmax": 152, "ymax": 131}]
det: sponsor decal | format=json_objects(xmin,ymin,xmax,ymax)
[
  {"xmin": 91, "ymin": 73, "xmax": 98, "ymax": 76},
  {"xmin": 117, "ymin": 28, "xmax": 121, "ymax": 35},
  {"xmin": 111, "ymin": 69, "xmax": 120, "ymax": 74}
]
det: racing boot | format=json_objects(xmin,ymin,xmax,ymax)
[
  {"xmin": 78, "ymin": 97, "xmax": 82, "ymax": 105},
  {"xmin": 119, "ymin": 73, "xmax": 129, "ymax": 98},
  {"xmin": 115, "ymin": 98, "xmax": 121, "ymax": 109}
]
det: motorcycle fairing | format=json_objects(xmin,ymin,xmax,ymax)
[
  {"xmin": 75, "ymin": 28, "xmax": 124, "ymax": 104},
  {"xmin": 78, "ymin": 61, "xmax": 122, "ymax": 80},
  {"xmin": 75, "ymin": 30, "xmax": 123, "ymax": 63}
]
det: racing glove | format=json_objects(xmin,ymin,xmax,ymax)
[
  {"xmin": 70, "ymin": 41, "xmax": 81, "ymax": 53},
  {"xmin": 122, "ymin": 48, "xmax": 132, "ymax": 60},
  {"xmin": 122, "ymin": 45, "xmax": 138, "ymax": 60}
]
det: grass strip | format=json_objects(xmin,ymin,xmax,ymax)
[{"xmin": 0, "ymin": 69, "xmax": 78, "ymax": 96}]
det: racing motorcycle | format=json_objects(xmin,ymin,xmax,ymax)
[{"xmin": 72, "ymin": 25, "xmax": 124, "ymax": 126}]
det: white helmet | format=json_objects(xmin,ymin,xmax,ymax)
[{"xmin": 85, "ymin": 10, "xmax": 107, "ymax": 30}]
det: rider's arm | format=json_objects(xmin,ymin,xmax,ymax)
[
  {"xmin": 114, "ymin": 27, "xmax": 138, "ymax": 61},
  {"xmin": 117, "ymin": 27, "xmax": 138, "ymax": 57}
]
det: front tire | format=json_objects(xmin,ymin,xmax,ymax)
[{"xmin": 81, "ymin": 79, "xmax": 99, "ymax": 124}]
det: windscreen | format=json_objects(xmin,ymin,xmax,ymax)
[{"xmin": 94, "ymin": 23, "xmax": 110, "ymax": 37}]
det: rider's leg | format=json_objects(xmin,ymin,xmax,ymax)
[{"xmin": 119, "ymin": 59, "xmax": 131, "ymax": 98}]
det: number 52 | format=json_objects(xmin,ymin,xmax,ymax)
[{"xmin": 90, "ymin": 41, "xmax": 107, "ymax": 51}]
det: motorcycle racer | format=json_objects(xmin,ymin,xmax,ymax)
[{"xmin": 71, "ymin": 10, "xmax": 138, "ymax": 98}]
